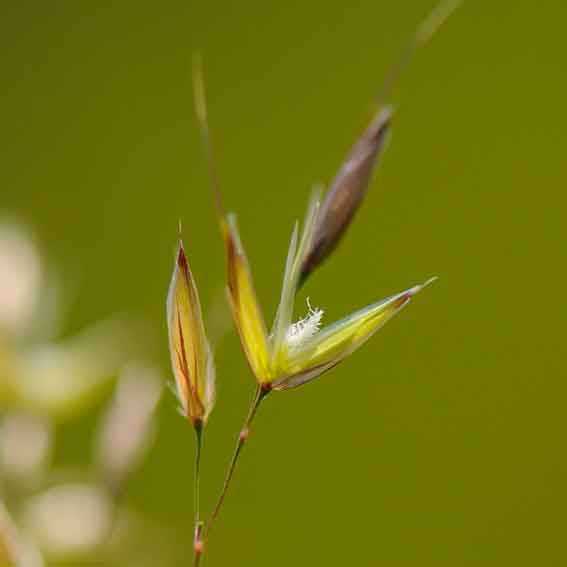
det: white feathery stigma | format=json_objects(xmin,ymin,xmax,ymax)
[{"xmin": 285, "ymin": 298, "xmax": 324, "ymax": 350}]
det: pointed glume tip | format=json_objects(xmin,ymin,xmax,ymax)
[
  {"xmin": 367, "ymin": 106, "xmax": 393, "ymax": 141},
  {"xmin": 409, "ymin": 276, "xmax": 438, "ymax": 296},
  {"xmin": 177, "ymin": 242, "xmax": 188, "ymax": 270},
  {"xmin": 422, "ymin": 276, "xmax": 439, "ymax": 288},
  {"xmin": 377, "ymin": 105, "xmax": 393, "ymax": 125}
]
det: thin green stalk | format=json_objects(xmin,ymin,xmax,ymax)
[
  {"xmin": 376, "ymin": 0, "xmax": 464, "ymax": 105},
  {"xmin": 205, "ymin": 385, "xmax": 269, "ymax": 538},
  {"xmin": 194, "ymin": 424, "xmax": 203, "ymax": 526},
  {"xmin": 193, "ymin": 422, "xmax": 204, "ymax": 567}
]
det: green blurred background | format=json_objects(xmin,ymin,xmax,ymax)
[{"xmin": 1, "ymin": 0, "xmax": 566, "ymax": 565}]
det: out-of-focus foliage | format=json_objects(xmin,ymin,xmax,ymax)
[
  {"xmin": 0, "ymin": 225, "xmax": 165, "ymax": 565},
  {"xmin": 0, "ymin": 223, "xmax": 133, "ymax": 420}
]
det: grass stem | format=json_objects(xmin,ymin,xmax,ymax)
[
  {"xmin": 193, "ymin": 423, "xmax": 204, "ymax": 567},
  {"xmin": 205, "ymin": 385, "xmax": 269, "ymax": 538}
]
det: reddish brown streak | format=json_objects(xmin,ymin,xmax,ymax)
[
  {"xmin": 176, "ymin": 308, "xmax": 204, "ymax": 415},
  {"xmin": 177, "ymin": 242, "xmax": 189, "ymax": 270}
]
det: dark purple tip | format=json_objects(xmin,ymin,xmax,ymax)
[{"xmin": 177, "ymin": 242, "xmax": 188, "ymax": 271}]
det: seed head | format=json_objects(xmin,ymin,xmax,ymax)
[
  {"xmin": 166, "ymin": 242, "xmax": 215, "ymax": 425},
  {"xmin": 300, "ymin": 107, "xmax": 392, "ymax": 285},
  {"xmin": 218, "ymin": 191, "xmax": 435, "ymax": 391}
]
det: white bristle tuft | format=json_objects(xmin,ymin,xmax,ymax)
[{"xmin": 285, "ymin": 298, "xmax": 324, "ymax": 350}]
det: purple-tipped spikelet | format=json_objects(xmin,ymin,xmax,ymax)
[
  {"xmin": 217, "ymin": 190, "xmax": 436, "ymax": 391},
  {"xmin": 300, "ymin": 106, "xmax": 392, "ymax": 285}
]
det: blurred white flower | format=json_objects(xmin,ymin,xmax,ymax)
[
  {"xmin": 0, "ymin": 223, "xmax": 41, "ymax": 338},
  {"xmin": 95, "ymin": 362, "xmax": 162, "ymax": 491},
  {"xmin": 0, "ymin": 413, "xmax": 51, "ymax": 484},
  {"xmin": 10, "ymin": 317, "xmax": 138, "ymax": 420},
  {"xmin": 22, "ymin": 483, "xmax": 113, "ymax": 558}
]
